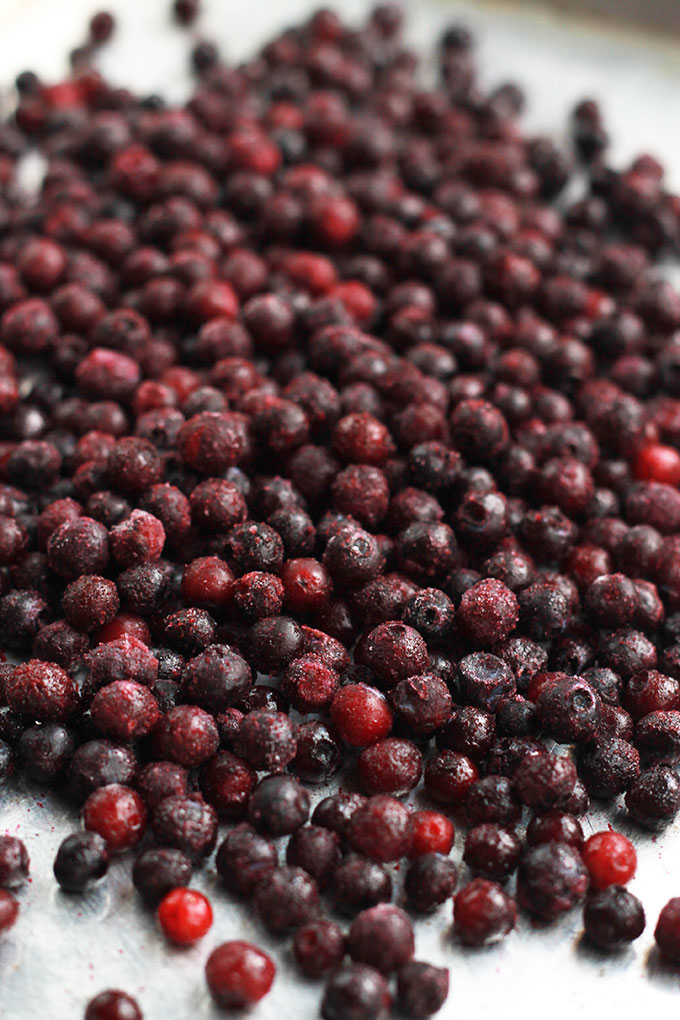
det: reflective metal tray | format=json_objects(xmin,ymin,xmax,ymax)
[{"xmin": 1, "ymin": 1, "xmax": 680, "ymax": 1017}]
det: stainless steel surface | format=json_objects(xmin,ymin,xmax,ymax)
[
  {"xmin": 488, "ymin": 0, "xmax": 680, "ymax": 36},
  {"xmin": 0, "ymin": 2, "xmax": 680, "ymax": 1018}
]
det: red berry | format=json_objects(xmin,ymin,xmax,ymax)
[
  {"xmin": 82, "ymin": 784, "xmax": 147, "ymax": 853},
  {"xmin": 85, "ymin": 990, "xmax": 142, "ymax": 1020},
  {"xmin": 181, "ymin": 556, "xmax": 235, "ymax": 607},
  {"xmin": 0, "ymin": 890, "xmax": 18, "ymax": 933},
  {"xmin": 408, "ymin": 811, "xmax": 455, "ymax": 858},
  {"xmin": 635, "ymin": 443, "xmax": 680, "ymax": 486},
  {"xmin": 582, "ymin": 830, "xmax": 637, "ymax": 890},
  {"xmin": 330, "ymin": 684, "xmax": 392, "ymax": 747},
  {"xmin": 454, "ymin": 879, "xmax": 517, "ymax": 946},
  {"xmin": 157, "ymin": 887, "xmax": 213, "ymax": 944},
  {"xmin": 280, "ymin": 557, "xmax": 333, "ymax": 613},
  {"xmin": 205, "ymin": 940, "xmax": 275, "ymax": 1009}
]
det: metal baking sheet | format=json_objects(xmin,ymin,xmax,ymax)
[{"xmin": 0, "ymin": 2, "xmax": 680, "ymax": 1018}]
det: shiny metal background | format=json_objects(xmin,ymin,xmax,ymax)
[{"xmin": 0, "ymin": 2, "xmax": 680, "ymax": 1017}]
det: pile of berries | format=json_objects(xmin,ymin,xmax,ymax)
[{"xmin": 1, "ymin": 0, "xmax": 680, "ymax": 1016}]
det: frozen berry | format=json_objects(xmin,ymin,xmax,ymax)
[
  {"xmin": 348, "ymin": 795, "xmax": 412, "ymax": 862},
  {"xmin": 234, "ymin": 710, "xmax": 297, "ymax": 771},
  {"xmin": 454, "ymin": 879, "xmax": 517, "ymax": 946},
  {"xmin": 82, "ymin": 784, "xmax": 146, "ymax": 853},
  {"xmin": 582, "ymin": 830, "xmax": 637, "ymax": 890},
  {"xmin": 0, "ymin": 837, "xmax": 29, "ymax": 888},
  {"xmin": 321, "ymin": 964, "xmax": 390, "ymax": 1020},
  {"xmin": 132, "ymin": 848, "xmax": 193, "ymax": 907},
  {"xmin": 293, "ymin": 919, "xmax": 346, "ymax": 978},
  {"xmin": 84, "ymin": 991, "xmax": 142, "ymax": 1020},
  {"xmin": 463, "ymin": 825, "xmax": 521, "ymax": 882},
  {"xmin": 253, "ymin": 865, "xmax": 319, "ymax": 933},
  {"xmin": 584, "ymin": 886, "xmax": 645, "ymax": 949},
  {"xmin": 517, "ymin": 843, "xmax": 589, "ymax": 920},
  {"xmin": 54, "ymin": 832, "xmax": 108, "ymax": 893},
  {"xmin": 347, "ymin": 904, "xmax": 414, "ymax": 974},
  {"xmin": 205, "ymin": 941, "xmax": 275, "ymax": 1009},
  {"xmin": 330, "ymin": 684, "xmax": 392, "ymax": 747},
  {"xmin": 150, "ymin": 795, "xmax": 217, "ymax": 862},
  {"xmin": 248, "ymin": 774, "xmax": 310, "ymax": 836},
  {"xmin": 215, "ymin": 823, "xmax": 277, "ymax": 899},
  {"xmin": 397, "ymin": 961, "xmax": 449, "ymax": 1019},
  {"xmin": 157, "ymin": 887, "xmax": 212, "ymax": 945},
  {"xmin": 357, "ymin": 738, "xmax": 422, "ymax": 795},
  {"xmin": 0, "ymin": 890, "xmax": 18, "ymax": 934}
]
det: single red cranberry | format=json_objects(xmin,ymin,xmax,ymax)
[
  {"xmin": 90, "ymin": 682, "xmax": 160, "ymax": 742},
  {"xmin": 582, "ymin": 830, "xmax": 637, "ymax": 890},
  {"xmin": 635, "ymin": 443, "xmax": 680, "ymax": 486},
  {"xmin": 82, "ymin": 784, "xmax": 146, "ymax": 853},
  {"xmin": 281, "ymin": 655, "xmax": 339, "ymax": 714},
  {"xmin": 330, "ymin": 683, "xmax": 392, "ymax": 747},
  {"xmin": 84, "ymin": 990, "xmax": 143, "ymax": 1020},
  {"xmin": 205, "ymin": 941, "xmax": 275, "ymax": 1009},
  {"xmin": 407, "ymin": 811, "xmax": 455, "ymax": 858},
  {"xmin": 456, "ymin": 579, "xmax": 519, "ymax": 647},
  {"xmin": 157, "ymin": 887, "xmax": 212, "ymax": 945},
  {"xmin": 181, "ymin": 556, "xmax": 235, "ymax": 608}
]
